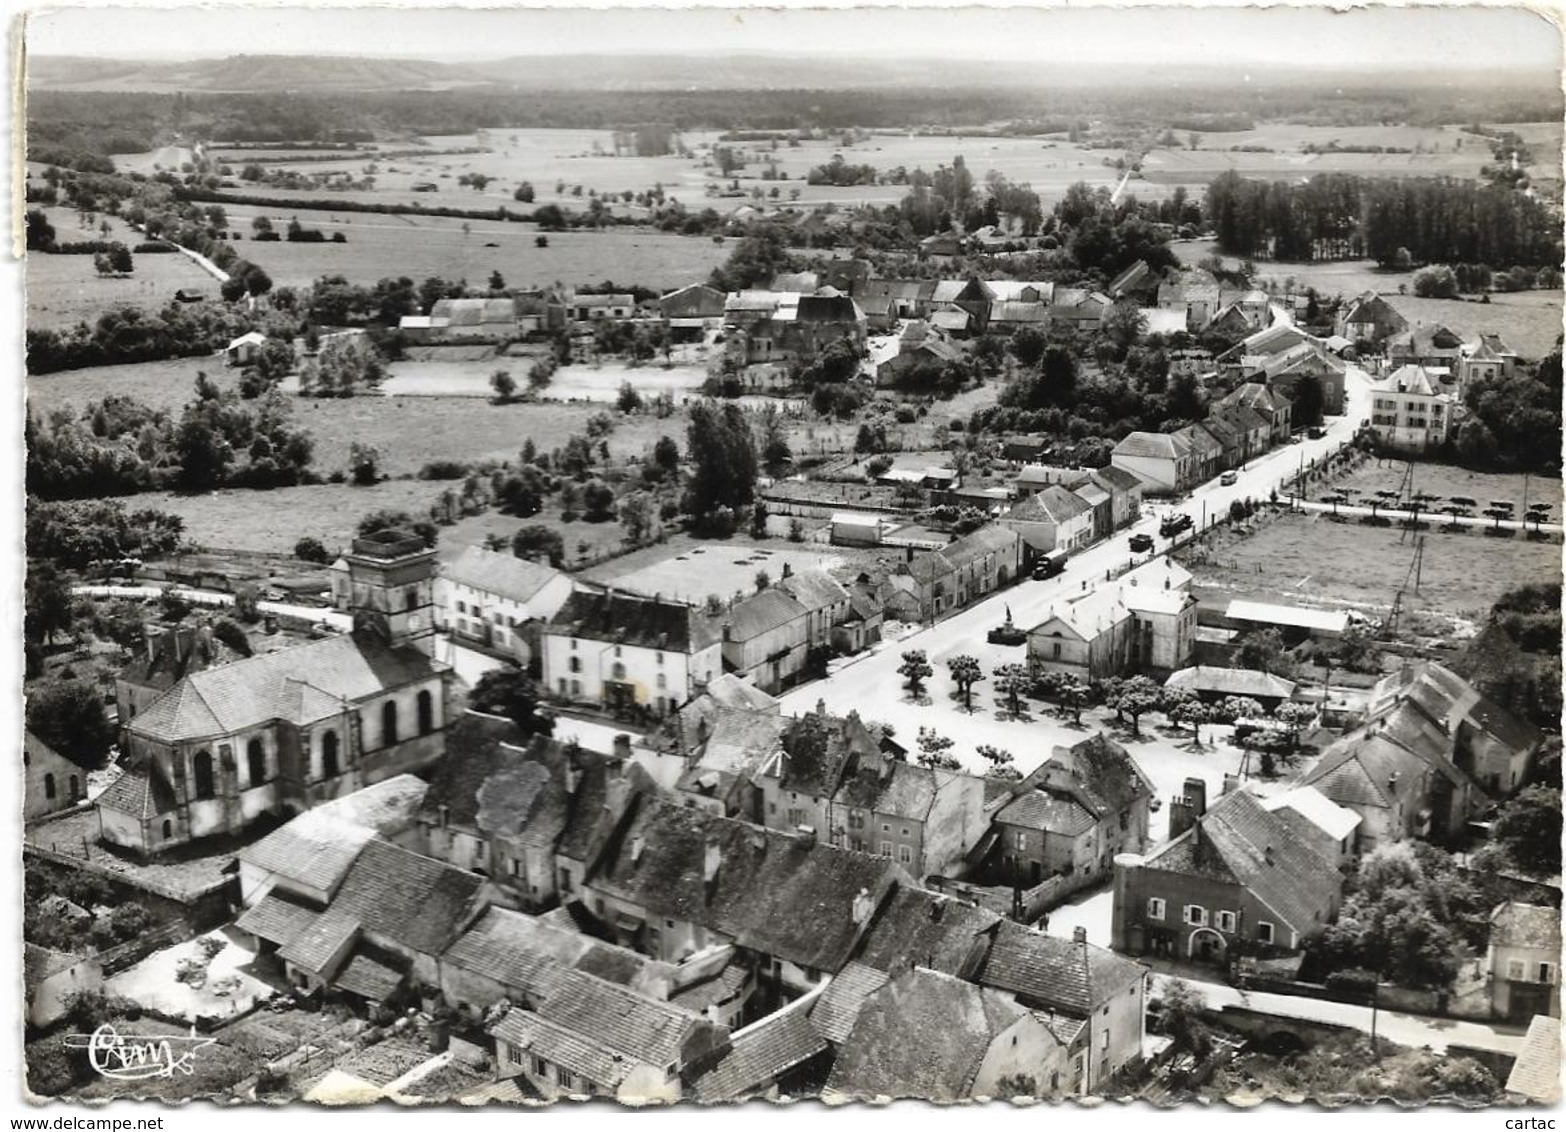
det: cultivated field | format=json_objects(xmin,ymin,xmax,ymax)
[
  {"xmin": 1334, "ymin": 462, "xmax": 1563, "ymax": 515},
  {"xmin": 27, "ymin": 354, "xmax": 237, "ymax": 416},
  {"xmin": 1383, "ymin": 291, "xmax": 1564, "ymax": 360},
  {"xmin": 1181, "ymin": 506, "xmax": 1561, "ymax": 634},
  {"xmin": 361, "ymin": 357, "xmax": 713, "ymax": 400},
  {"xmin": 1141, "ymin": 123, "xmax": 1496, "ymax": 186},
  {"xmin": 26, "ymin": 206, "xmax": 218, "ymax": 330},
  {"xmin": 215, "ymin": 204, "xmax": 731, "ymax": 291}
]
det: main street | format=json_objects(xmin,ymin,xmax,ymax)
[{"xmin": 774, "ymin": 367, "xmax": 1376, "ymax": 782}]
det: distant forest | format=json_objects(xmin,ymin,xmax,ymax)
[{"xmin": 27, "ymin": 81, "xmax": 1564, "ymax": 161}]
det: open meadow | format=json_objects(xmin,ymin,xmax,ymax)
[
  {"xmin": 1382, "ymin": 291, "xmax": 1563, "ymax": 360},
  {"xmin": 1181, "ymin": 504, "xmax": 1561, "ymax": 635},
  {"xmin": 1334, "ymin": 461, "xmax": 1563, "ymax": 515},
  {"xmin": 26, "ymin": 206, "xmax": 218, "ymax": 330},
  {"xmin": 216, "ymin": 204, "xmax": 731, "ymax": 291}
]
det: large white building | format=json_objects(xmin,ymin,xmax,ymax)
[
  {"xmin": 542, "ymin": 591, "xmax": 722, "ymax": 718},
  {"xmin": 435, "ymin": 546, "xmax": 573, "ymax": 665},
  {"xmin": 1367, "ymin": 364, "xmax": 1459, "ymax": 452}
]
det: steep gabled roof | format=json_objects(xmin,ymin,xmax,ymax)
[
  {"xmin": 442, "ymin": 546, "xmax": 565, "ymax": 604},
  {"xmin": 775, "ymin": 569, "xmax": 849, "ymax": 614},
  {"xmin": 1491, "ymin": 902, "xmax": 1561, "ymax": 950},
  {"xmin": 1114, "ymin": 431, "xmax": 1190, "ymax": 461},
  {"xmin": 547, "ymin": 590, "xmax": 720, "ymax": 653},
  {"xmin": 975, "ymin": 919, "xmax": 1144, "ymax": 1016},
  {"xmin": 810, "ymin": 961, "xmax": 891, "ymax": 1043},
  {"xmin": 996, "ymin": 790, "xmax": 1096, "ymax": 836},
  {"xmin": 692, "ymin": 1007, "xmax": 827, "ymax": 1102},
  {"xmin": 724, "ymin": 589, "xmax": 807, "ymax": 643},
  {"xmin": 853, "ymin": 886, "xmax": 1001, "ymax": 979}
]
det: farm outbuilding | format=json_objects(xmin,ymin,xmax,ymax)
[
  {"xmin": 1225, "ymin": 599, "xmax": 1349, "ymax": 643},
  {"xmin": 225, "ymin": 331, "xmax": 267, "ymax": 367},
  {"xmin": 830, "ymin": 512, "xmax": 885, "ymax": 548}
]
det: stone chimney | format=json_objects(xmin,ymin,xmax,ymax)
[
  {"xmin": 564, "ymin": 761, "xmax": 581, "ymax": 796},
  {"xmin": 851, "ymin": 887, "xmax": 875, "ymax": 925},
  {"xmin": 1222, "ymin": 773, "xmax": 1240, "ymax": 796},
  {"xmin": 1073, "ymin": 926, "xmax": 1088, "ymax": 945},
  {"xmin": 613, "ymin": 733, "xmax": 633, "ymax": 761},
  {"xmin": 703, "ymin": 834, "xmax": 722, "ymax": 883},
  {"xmin": 1169, "ymin": 795, "xmax": 1196, "ymax": 840},
  {"xmin": 1183, "ymin": 777, "xmax": 1208, "ymax": 820}
]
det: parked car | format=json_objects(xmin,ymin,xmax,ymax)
[
  {"xmin": 1220, "ymin": 471, "xmax": 1238, "ymax": 486},
  {"xmin": 1128, "ymin": 533, "xmax": 1154, "ymax": 553},
  {"xmin": 1307, "ymin": 426, "xmax": 1327, "ymax": 439}
]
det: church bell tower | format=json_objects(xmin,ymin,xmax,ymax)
[{"xmin": 344, "ymin": 528, "xmax": 437, "ymax": 656}]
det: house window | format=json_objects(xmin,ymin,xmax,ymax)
[
  {"xmin": 193, "ymin": 750, "xmax": 215, "ymax": 800},
  {"xmin": 614, "ymin": 646, "xmax": 623, "ymax": 659},
  {"xmin": 322, "ymin": 730, "xmax": 340, "ymax": 779},
  {"xmin": 898, "ymin": 845, "xmax": 913, "ymax": 865},
  {"xmin": 457, "ymin": 601, "xmax": 467, "ymax": 614},
  {"xmin": 161, "ymin": 819, "xmax": 172, "ymax": 839},
  {"xmin": 532, "ymin": 1055, "xmax": 548, "ymax": 1077},
  {"xmin": 381, "ymin": 701, "xmax": 399, "ymax": 747},
  {"xmin": 1146, "ymin": 898, "xmax": 1165, "ymax": 920},
  {"xmin": 1216, "ymin": 911, "xmax": 1237, "ymax": 934},
  {"xmin": 508, "ymin": 1045, "xmax": 523, "ymax": 1066},
  {"xmin": 1509, "ymin": 959, "xmax": 1527, "ymax": 981},
  {"xmin": 879, "ymin": 840, "xmax": 893, "ymax": 857},
  {"xmin": 787, "ymin": 808, "xmax": 807, "ymax": 826},
  {"xmin": 612, "ymin": 663, "xmax": 627, "ymax": 681},
  {"xmin": 508, "ymin": 858, "xmax": 520, "ymax": 877},
  {"xmin": 1183, "ymin": 905, "xmax": 1206, "ymax": 927},
  {"xmin": 569, "ymin": 656, "xmax": 582, "ymax": 673},
  {"xmin": 1101, "ymin": 1030, "xmax": 1109, "ymax": 1050},
  {"xmin": 247, "ymin": 739, "xmax": 267, "ymax": 787},
  {"xmin": 571, "ymin": 680, "xmax": 582, "ymax": 697},
  {"xmin": 68, "ymin": 775, "xmax": 80, "ymax": 802},
  {"xmin": 1052, "ymin": 642, "xmax": 1062, "ymax": 660},
  {"xmin": 557, "ymin": 1068, "xmax": 576, "ymax": 1091},
  {"xmin": 657, "ymin": 674, "xmax": 667, "ymax": 690},
  {"xmin": 1013, "ymin": 831, "xmax": 1027, "ymax": 851},
  {"xmin": 657, "ymin": 652, "xmax": 665, "ymax": 665},
  {"xmin": 1540, "ymin": 963, "xmax": 1556, "ymax": 984},
  {"xmin": 418, "ymin": 689, "xmax": 435, "ymax": 735},
  {"xmin": 43, "ymin": 773, "xmax": 55, "ymax": 801},
  {"xmin": 1256, "ymin": 921, "xmax": 1274, "ymax": 945},
  {"xmin": 648, "ymin": 927, "xmax": 662, "ymax": 953}
]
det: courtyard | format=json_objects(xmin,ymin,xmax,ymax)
[{"xmin": 106, "ymin": 928, "xmax": 280, "ymax": 1027}]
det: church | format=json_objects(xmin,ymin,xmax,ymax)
[{"xmin": 98, "ymin": 529, "xmax": 457, "ymax": 857}]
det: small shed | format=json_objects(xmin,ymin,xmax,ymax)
[
  {"xmin": 225, "ymin": 331, "xmax": 268, "ymax": 367},
  {"xmin": 1165, "ymin": 665, "xmax": 1298, "ymax": 710},
  {"xmin": 831, "ymin": 512, "xmax": 883, "ymax": 548},
  {"xmin": 1225, "ymin": 599, "xmax": 1349, "ymax": 643}
]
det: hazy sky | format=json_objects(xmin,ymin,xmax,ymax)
[{"xmin": 24, "ymin": 3, "xmax": 1563, "ymax": 70}]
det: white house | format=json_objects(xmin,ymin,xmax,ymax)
[
  {"xmin": 435, "ymin": 546, "xmax": 574, "ymax": 665},
  {"xmin": 542, "ymin": 591, "xmax": 722, "ymax": 718},
  {"xmin": 25, "ymin": 945, "xmax": 103, "ymax": 1028},
  {"xmin": 1367, "ymin": 365, "xmax": 1459, "ymax": 452},
  {"xmin": 1111, "ymin": 432, "xmax": 1194, "ymax": 495},
  {"xmin": 225, "ymin": 331, "xmax": 268, "ymax": 367}
]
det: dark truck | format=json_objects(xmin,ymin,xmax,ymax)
[{"xmin": 1032, "ymin": 549, "xmax": 1069, "ymax": 580}]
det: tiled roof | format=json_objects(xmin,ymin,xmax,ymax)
[
  {"xmin": 853, "ymin": 886, "xmax": 1000, "ymax": 979},
  {"xmin": 810, "ymin": 961, "xmax": 890, "ymax": 1043},
  {"xmin": 939, "ymin": 525, "xmax": 1020, "ymax": 568},
  {"xmin": 539, "ymin": 968, "xmax": 714, "ymax": 1075},
  {"xmin": 1260, "ymin": 786, "xmax": 1361, "ymax": 842},
  {"xmin": 668, "ymin": 964, "xmax": 748, "ymax": 1013},
  {"xmin": 693, "ymin": 1007, "xmax": 827, "ymax": 1102},
  {"xmin": 489, "ymin": 1008, "xmax": 625, "ymax": 1087},
  {"xmin": 589, "ymin": 798, "xmax": 905, "ymax": 973},
  {"xmin": 1506, "ymin": 1015, "xmax": 1562, "ymax": 1103},
  {"xmin": 334, "ymin": 948, "xmax": 407, "ymax": 1002},
  {"xmin": 241, "ymin": 812, "xmax": 379, "ymax": 896},
  {"xmin": 833, "ymin": 754, "xmax": 940, "ymax": 820},
  {"xmin": 723, "ymin": 589, "xmax": 807, "ymax": 642},
  {"xmin": 443, "ymin": 546, "xmax": 564, "ymax": 604},
  {"xmin": 996, "ymin": 790, "xmax": 1097, "ymax": 836},
  {"xmin": 547, "ymin": 590, "xmax": 720, "ymax": 653},
  {"xmin": 96, "ymin": 763, "xmax": 178, "ymax": 819},
  {"xmin": 773, "ymin": 711, "xmax": 877, "ymax": 798},
  {"xmin": 976, "ymin": 919, "xmax": 1144, "ymax": 1016},
  {"xmin": 128, "ymin": 632, "xmax": 440, "ymax": 744},
  {"xmin": 1114, "ymin": 431, "xmax": 1188, "ymax": 460},
  {"xmin": 278, "ymin": 908, "xmax": 360, "ymax": 976},
  {"xmin": 825, "ymin": 967, "xmax": 1027, "ymax": 1101},
  {"xmin": 1145, "ymin": 790, "xmax": 1342, "ymax": 936},
  {"xmin": 1377, "ymin": 364, "xmax": 1445, "ymax": 397},
  {"xmin": 1090, "ymin": 466, "xmax": 1144, "ymax": 495},
  {"xmin": 1492, "ymin": 902, "xmax": 1561, "ymax": 950},
  {"xmin": 235, "ymin": 891, "xmax": 323, "ymax": 947},
  {"xmin": 25, "ymin": 943, "xmax": 87, "ymax": 983},
  {"xmin": 328, "ymin": 838, "xmax": 487, "ymax": 957},
  {"xmin": 775, "ymin": 569, "xmax": 849, "ymax": 615}
]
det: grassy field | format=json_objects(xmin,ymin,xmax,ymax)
[
  {"xmin": 217, "ymin": 204, "xmax": 731, "ymax": 291},
  {"xmin": 1384, "ymin": 291, "xmax": 1563, "ymax": 360},
  {"xmin": 27, "ymin": 206, "xmax": 218, "ymax": 331},
  {"xmin": 27, "ymin": 354, "xmax": 237, "ymax": 417},
  {"xmin": 578, "ymin": 533, "xmax": 871, "ymax": 605},
  {"xmin": 1181, "ymin": 506, "xmax": 1561, "ymax": 634},
  {"xmin": 364, "ymin": 357, "xmax": 713, "ymax": 400}
]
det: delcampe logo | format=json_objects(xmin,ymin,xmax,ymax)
[{"xmin": 62, "ymin": 1024, "xmax": 216, "ymax": 1081}]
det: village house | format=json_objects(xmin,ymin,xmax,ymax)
[
  {"xmin": 1070, "ymin": 479, "xmax": 1114, "ymax": 543},
  {"xmin": 1108, "ymin": 260, "xmax": 1161, "ymax": 305},
  {"xmin": 690, "ymin": 998, "xmax": 830, "ymax": 1103},
  {"xmin": 1214, "ymin": 381, "xmax": 1293, "ymax": 445},
  {"xmin": 412, "ymin": 713, "xmax": 651, "ymax": 911},
  {"xmin": 826, "ymin": 746, "xmax": 987, "ymax": 879},
  {"xmin": 998, "ymin": 486, "xmax": 1095, "ymax": 557},
  {"xmin": 1257, "ymin": 342, "xmax": 1347, "ymax": 419},
  {"xmin": 1459, "ymin": 334, "xmax": 1520, "ymax": 389},
  {"xmin": 224, "ymin": 330, "xmax": 268, "ymax": 367},
  {"xmin": 1091, "ymin": 466, "xmax": 1146, "ymax": 531},
  {"xmin": 657, "ymin": 283, "xmax": 727, "ymax": 340},
  {"xmin": 100, "ymin": 530, "xmax": 455, "ymax": 858},
  {"xmin": 415, "ymin": 297, "xmax": 519, "ymax": 341},
  {"xmin": 1487, "ymin": 902, "xmax": 1562, "ymax": 1022},
  {"xmin": 1013, "ymin": 463, "xmax": 1088, "ymax": 497},
  {"xmin": 1366, "ymin": 364, "xmax": 1459, "ymax": 452},
  {"xmin": 1259, "ymin": 786, "xmax": 1363, "ymax": 867},
  {"xmin": 1387, "ymin": 322, "xmax": 1466, "ymax": 380},
  {"xmin": 1337, "ymin": 293, "xmax": 1409, "ymax": 346},
  {"xmin": 570, "ymin": 293, "xmax": 637, "ymax": 322},
  {"xmin": 989, "ymin": 733, "xmax": 1155, "ymax": 887},
  {"xmin": 1168, "ymin": 347, "xmax": 1215, "ymax": 380},
  {"xmin": 542, "ymin": 590, "xmax": 722, "ymax": 718},
  {"xmin": 755, "ymin": 706, "xmax": 878, "ymax": 840},
  {"xmin": 875, "ymin": 321, "xmax": 963, "ymax": 387},
  {"xmin": 435, "ymin": 546, "xmax": 573, "ymax": 666},
  {"xmin": 1174, "ymin": 423, "xmax": 1225, "ymax": 483},
  {"xmin": 846, "ymin": 885, "xmax": 1148, "ymax": 1094},
  {"xmin": 675, "ymin": 708, "xmax": 791, "ymax": 819},
  {"xmin": 486, "ymin": 968, "xmax": 730, "ymax": 1102},
  {"xmin": 775, "ymin": 569, "xmax": 853, "ymax": 655},
  {"xmin": 858, "ymin": 279, "xmax": 935, "ymax": 320},
  {"xmin": 933, "ymin": 525, "xmax": 1024, "ymax": 610},
  {"xmin": 24, "ymin": 730, "xmax": 85, "ymax": 822},
  {"xmin": 236, "ymin": 836, "xmax": 489, "ymax": 1005},
  {"xmin": 1195, "ymin": 416, "xmax": 1245, "ymax": 471},
  {"xmin": 823, "ymin": 967, "xmax": 1075, "ymax": 1102},
  {"xmin": 1205, "ymin": 302, "xmax": 1258, "ymax": 340},
  {"xmin": 1027, "ymin": 558, "xmax": 1196, "ymax": 682},
  {"xmin": 1156, "ymin": 268, "xmax": 1221, "ymax": 330},
  {"xmin": 1048, "ymin": 288, "xmax": 1113, "ymax": 333},
  {"xmin": 1210, "ymin": 402, "xmax": 1272, "ymax": 463},
  {"xmin": 1301, "ymin": 667, "xmax": 1501, "ymax": 850},
  {"xmin": 1110, "ymin": 431, "xmax": 1195, "ymax": 495},
  {"xmin": 719, "ymin": 589, "xmax": 811, "ymax": 694},
  {"xmin": 1111, "ymin": 784, "xmax": 1344, "ymax": 965},
  {"xmin": 582, "ymin": 796, "xmax": 909, "ymax": 997}
]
